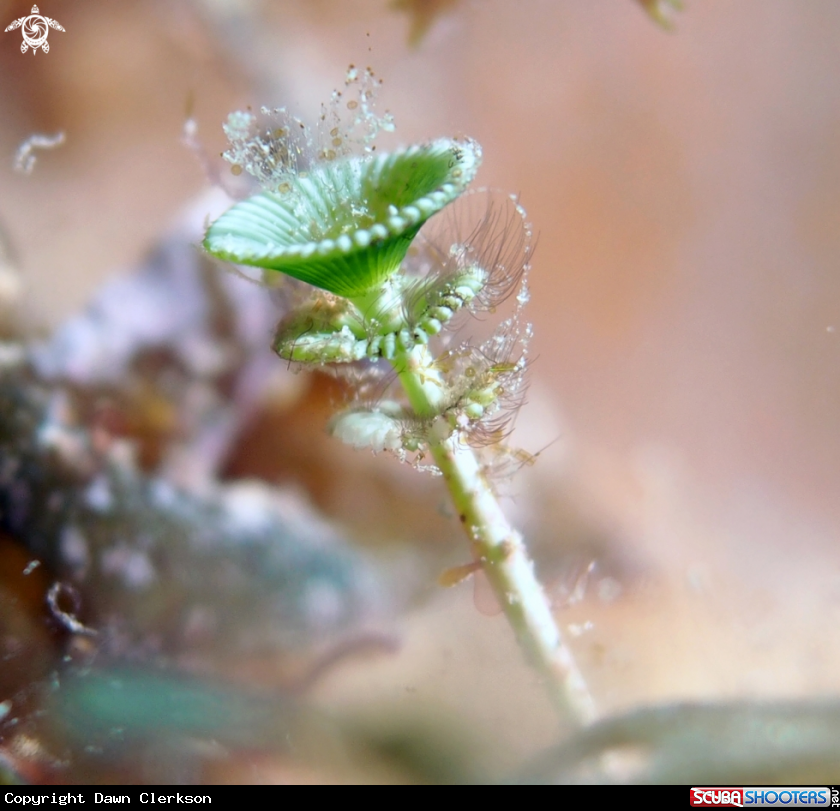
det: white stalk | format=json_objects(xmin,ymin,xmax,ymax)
[{"xmin": 395, "ymin": 345, "xmax": 596, "ymax": 726}]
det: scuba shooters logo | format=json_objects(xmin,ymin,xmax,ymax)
[
  {"xmin": 690, "ymin": 787, "xmax": 835, "ymax": 807},
  {"xmin": 5, "ymin": 5, "xmax": 64, "ymax": 54}
]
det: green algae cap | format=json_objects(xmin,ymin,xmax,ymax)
[{"xmin": 203, "ymin": 138, "xmax": 482, "ymax": 298}]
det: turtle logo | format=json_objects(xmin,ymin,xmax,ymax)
[{"xmin": 5, "ymin": 5, "xmax": 64, "ymax": 54}]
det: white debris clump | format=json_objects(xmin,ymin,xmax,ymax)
[{"xmin": 13, "ymin": 131, "xmax": 65, "ymax": 174}]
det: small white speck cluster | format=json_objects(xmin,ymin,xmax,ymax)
[{"xmin": 221, "ymin": 65, "xmax": 395, "ymax": 194}]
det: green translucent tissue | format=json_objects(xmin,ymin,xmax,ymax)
[{"xmin": 204, "ymin": 138, "xmax": 481, "ymax": 298}]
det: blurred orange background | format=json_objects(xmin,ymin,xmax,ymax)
[{"xmin": 2, "ymin": 0, "xmax": 840, "ymax": 744}]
